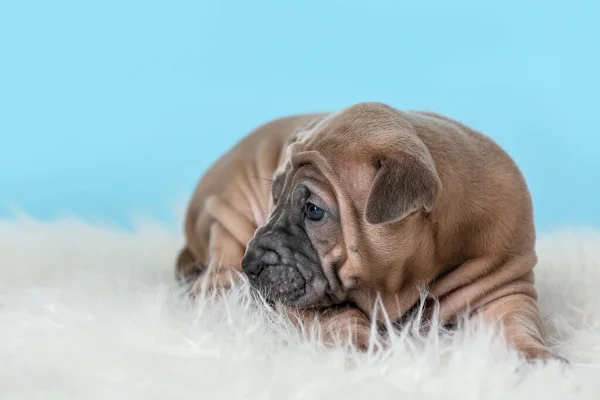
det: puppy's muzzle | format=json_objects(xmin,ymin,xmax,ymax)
[
  {"xmin": 242, "ymin": 226, "xmax": 339, "ymax": 307},
  {"xmin": 242, "ymin": 246, "xmax": 307, "ymax": 303}
]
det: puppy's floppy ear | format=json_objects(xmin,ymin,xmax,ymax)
[{"xmin": 364, "ymin": 152, "xmax": 441, "ymax": 225}]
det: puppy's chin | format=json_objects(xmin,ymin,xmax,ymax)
[{"xmin": 253, "ymin": 265, "xmax": 337, "ymax": 308}]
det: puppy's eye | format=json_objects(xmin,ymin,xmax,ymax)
[{"xmin": 305, "ymin": 202, "xmax": 325, "ymax": 221}]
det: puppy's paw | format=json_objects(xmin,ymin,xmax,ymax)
[
  {"xmin": 277, "ymin": 304, "xmax": 373, "ymax": 351},
  {"xmin": 520, "ymin": 346, "xmax": 569, "ymax": 365},
  {"xmin": 320, "ymin": 308, "xmax": 372, "ymax": 351}
]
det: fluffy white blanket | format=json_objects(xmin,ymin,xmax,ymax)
[{"xmin": 1, "ymin": 215, "xmax": 599, "ymax": 399}]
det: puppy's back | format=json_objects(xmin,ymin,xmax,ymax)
[{"xmin": 406, "ymin": 111, "xmax": 535, "ymax": 261}]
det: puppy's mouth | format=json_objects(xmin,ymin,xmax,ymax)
[
  {"xmin": 256, "ymin": 265, "xmax": 306, "ymax": 304},
  {"xmin": 242, "ymin": 254, "xmax": 340, "ymax": 308}
]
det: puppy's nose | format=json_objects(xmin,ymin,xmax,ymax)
[{"xmin": 241, "ymin": 247, "xmax": 281, "ymax": 282}]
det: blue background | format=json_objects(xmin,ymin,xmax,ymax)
[{"xmin": 1, "ymin": 0, "xmax": 598, "ymax": 232}]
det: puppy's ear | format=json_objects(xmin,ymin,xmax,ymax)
[{"xmin": 364, "ymin": 153, "xmax": 440, "ymax": 225}]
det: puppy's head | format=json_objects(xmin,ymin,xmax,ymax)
[{"xmin": 242, "ymin": 103, "xmax": 441, "ymax": 312}]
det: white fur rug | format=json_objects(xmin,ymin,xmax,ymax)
[{"xmin": 2, "ymin": 215, "xmax": 600, "ymax": 399}]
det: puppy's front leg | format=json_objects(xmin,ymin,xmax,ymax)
[
  {"xmin": 188, "ymin": 221, "xmax": 247, "ymax": 296},
  {"xmin": 277, "ymin": 304, "xmax": 372, "ymax": 350}
]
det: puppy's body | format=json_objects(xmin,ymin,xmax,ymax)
[{"xmin": 177, "ymin": 103, "xmax": 555, "ymax": 361}]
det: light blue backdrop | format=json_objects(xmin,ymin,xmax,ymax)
[{"xmin": 1, "ymin": 0, "xmax": 598, "ymax": 232}]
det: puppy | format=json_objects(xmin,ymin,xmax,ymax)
[{"xmin": 177, "ymin": 102, "xmax": 561, "ymax": 361}]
